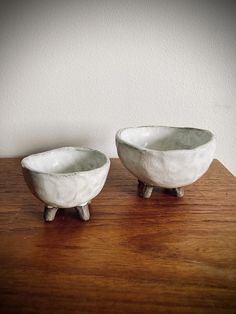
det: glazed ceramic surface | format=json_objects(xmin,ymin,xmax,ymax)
[
  {"xmin": 116, "ymin": 126, "xmax": 216, "ymax": 188},
  {"xmin": 21, "ymin": 147, "xmax": 110, "ymax": 208}
]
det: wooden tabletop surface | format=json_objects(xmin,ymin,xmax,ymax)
[{"xmin": 0, "ymin": 158, "xmax": 236, "ymax": 314}]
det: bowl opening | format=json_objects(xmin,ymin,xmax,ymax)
[
  {"xmin": 22, "ymin": 147, "xmax": 108, "ymax": 174},
  {"xmin": 118, "ymin": 126, "xmax": 213, "ymax": 151}
]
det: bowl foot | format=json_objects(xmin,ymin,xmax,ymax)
[
  {"xmin": 44, "ymin": 205, "xmax": 58, "ymax": 222},
  {"xmin": 138, "ymin": 181, "xmax": 184, "ymax": 199},
  {"xmin": 138, "ymin": 180, "xmax": 153, "ymax": 198},
  {"xmin": 167, "ymin": 187, "xmax": 184, "ymax": 197},
  {"xmin": 75, "ymin": 203, "xmax": 90, "ymax": 221}
]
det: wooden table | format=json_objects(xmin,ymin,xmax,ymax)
[{"xmin": 0, "ymin": 158, "xmax": 236, "ymax": 314}]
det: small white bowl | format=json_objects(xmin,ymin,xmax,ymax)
[
  {"xmin": 21, "ymin": 147, "xmax": 110, "ymax": 221},
  {"xmin": 116, "ymin": 126, "xmax": 216, "ymax": 198}
]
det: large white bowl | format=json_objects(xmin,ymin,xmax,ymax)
[
  {"xmin": 116, "ymin": 126, "xmax": 216, "ymax": 196},
  {"xmin": 21, "ymin": 147, "xmax": 110, "ymax": 221}
]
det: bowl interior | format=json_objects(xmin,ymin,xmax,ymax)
[
  {"xmin": 22, "ymin": 148, "xmax": 107, "ymax": 174},
  {"xmin": 118, "ymin": 127, "xmax": 213, "ymax": 151}
]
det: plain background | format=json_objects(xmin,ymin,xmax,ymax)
[{"xmin": 0, "ymin": 0, "xmax": 235, "ymax": 175}]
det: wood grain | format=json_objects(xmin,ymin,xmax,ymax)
[{"xmin": 0, "ymin": 158, "xmax": 236, "ymax": 314}]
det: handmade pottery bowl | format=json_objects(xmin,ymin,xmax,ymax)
[
  {"xmin": 116, "ymin": 126, "xmax": 216, "ymax": 198},
  {"xmin": 21, "ymin": 147, "xmax": 110, "ymax": 222}
]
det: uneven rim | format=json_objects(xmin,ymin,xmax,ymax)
[
  {"xmin": 116, "ymin": 125, "xmax": 216, "ymax": 153},
  {"xmin": 21, "ymin": 147, "xmax": 110, "ymax": 176}
]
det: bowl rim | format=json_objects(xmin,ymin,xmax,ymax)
[
  {"xmin": 116, "ymin": 125, "xmax": 216, "ymax": 153},
  {"xmin": 21, "ymin": 146, "xmax": 110, "ymax": 176}
]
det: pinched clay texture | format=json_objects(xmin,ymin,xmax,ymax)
[
  {"xmin": 116, "ymin": 126, "xmax": 216, "ymax": 188},
  {"xmin": 23, "ymin": 166, "xmax": 109, "ymax": 208},
  {"xmin": 22, "ymin": 147, "xmax": 110, "ymax": 208}
]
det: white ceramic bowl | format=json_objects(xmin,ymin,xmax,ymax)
[
  {"xmin": 116, "ymin": 126, "xmax": 216, "ymax": 197},
  {"xmin": 21, "ymin": 147, "xmax": 110, "ymax": 221}
]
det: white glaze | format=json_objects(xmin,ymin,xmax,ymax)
[
  {"xmin": 21, "ymin": 147, "xmax": 110, "ymax": 208},
  {"xmin": 116, "ymin": 126, "xmax": 216, "ymax": 188}
]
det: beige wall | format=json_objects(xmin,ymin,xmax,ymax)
[{"xmin": 0, "ymin": 0, "xmax": 236, "ymax": 174}]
